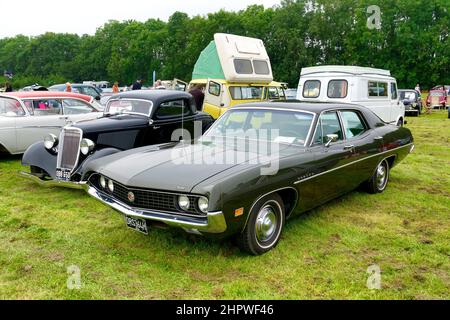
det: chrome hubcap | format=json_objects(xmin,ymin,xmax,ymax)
[
  {"xmin": 376, "ymin": 164, "xmax": 387, "ymax": 189},
  {"xmin": 255, "ymin": 206, "xmax": 277, "ymax": 243}
]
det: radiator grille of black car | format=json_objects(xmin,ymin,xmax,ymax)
[
  {"xmin": 90, "ymin": 175, "xmax": 206, "ymax": 216},
  {"xmin": 57, "ymin": 128, "xmax": 82, "ymax": 170}
]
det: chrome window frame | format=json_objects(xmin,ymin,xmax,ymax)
[{"xmin": 105, "ymin": 98, "xmax": 154, "ymax": 118}]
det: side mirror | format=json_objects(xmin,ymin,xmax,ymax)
[{"xmin": 325, "ymin": 134, "xmax": 339, "ymax": 147}]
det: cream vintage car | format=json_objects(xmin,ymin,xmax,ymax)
[{"xmin": 0, "ymin": 91, "xmax": 103, "ymax": 155}]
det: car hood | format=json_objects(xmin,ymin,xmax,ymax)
[
  {"xmin": 87, "ymin": 140, "xmax": 301, "ymax": 192},
  {"xmin": 73, "ymin": 114, "xmax": 148, "ymax": 134}
]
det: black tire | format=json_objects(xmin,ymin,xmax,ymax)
[
  {"xmin": 366, "ymin": 159, "xmax": 390, "ymax": 194},
  {"xmin": 396, "ymin": 118, "xmax": 403, "ymax": 127},
  {"xmin": 237, "ymin": 193, "xmax": 285, "ymax": 255}
]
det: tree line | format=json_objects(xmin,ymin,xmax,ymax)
[{"xmin": 0, "ymin": 0, "xmax": 448, "ymax": 90}]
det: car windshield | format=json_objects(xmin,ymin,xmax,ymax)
[
  {"xmin": 105, "ymin": 99, "xmax": 153, "ymax": 116},
  {"xmin": 204, "ymin": 109, "xmax": 314, "ymax": 146},
  {"xmin": 0, "ymin": 97, "xmax": 25, "ymax": 117},
  {"xmin": 400, "ymin": 91, "xmax": 416, "ymax": 100}
]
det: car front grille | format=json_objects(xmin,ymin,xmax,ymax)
[
  {"xmin": 57, "ymin": 127, "xmax": 82, "ymax": 171},
  {"xmin": 89, "ymin": 175, "xmax": 206, "ymax": 217}
]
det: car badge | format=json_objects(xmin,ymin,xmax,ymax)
[{"xmin": 127, "ymin": 192, "xmax": 135, "ymax": 203}]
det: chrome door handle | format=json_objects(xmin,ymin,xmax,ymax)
[
  {"xmin": 153, "ymin": 126, "xmax": 161, "ymax": 130},
  {"xmin": 344, "ymin": 145, "xmax": 355, "ymax": 151}
]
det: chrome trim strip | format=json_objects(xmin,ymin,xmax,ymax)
[
  {"xmin": 294, "ymin": 143, "xmax": 413, "ymax": 184},
  {"xmin": 87, "ymin": 186, "xmax": 227, "ymax": 234}
]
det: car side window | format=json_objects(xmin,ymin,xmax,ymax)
[
  {"xmin": 208, "ymin": 81, "xmax": 221, "ymax": 96},
  {"xmin": 312, "ymin": 112, "xmax": 344, "ymax": 145},
  {"xmin": 267, "ymin": 87, "xmax": 280, "ymax": 99},
  {"xmin": 32, "ymin": 99, "xmax": 62, "ymax": 116},
  {"xmin": 155, "ymin": 99, "xmax": 190, "ymax": 119},
  {"xmin": 340, "ymin": 111, "xmax": 367, "ymax": 139},
  {"xmin": 63, "ymin": 99, "xmax": 95, "ymax": 115},
  {"xmin": 303, "ymin": 80, "xmax": 321, "ymax": 98},
  {"xmin": 390, "ymin": 83, "xmax": 398, "ymax": 100}
]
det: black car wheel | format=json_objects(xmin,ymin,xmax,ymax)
[
  {"xmin": 366, "ymin": 159, "xmax": 390, "ymax": 194},
  {"xmin": 396, "ymin": 118, "xmax": 403, "ymax": 127},
  {"xmin": 237, "ymin": 194, "xmax": 285, "ymax": 255}
]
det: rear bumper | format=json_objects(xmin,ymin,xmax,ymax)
[
  {"xmin": 18, "ymin": 171, "xmax": 86, "ymax": 190},
  {"xmin": 87, "ymin": 186, "xmax": 228, "ymax": 234}
]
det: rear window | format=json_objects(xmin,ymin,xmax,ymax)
[{"xmin": 303, "ymin": 80, "xmax": 321, "ymax": 98}]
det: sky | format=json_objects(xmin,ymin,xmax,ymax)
[{"xmin": 0, "ymin": 0, "xmax": 281, "ymax": 38}]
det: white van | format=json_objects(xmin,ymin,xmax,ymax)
[{"xmin": 296, "ymin": 66, "xmax": 405, "ymax": 126}]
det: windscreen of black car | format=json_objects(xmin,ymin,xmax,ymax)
[
  {"xmin": 205, "ymin": 109, "xmax": 314, "ymax": 145},
  {"xmin": 106, "ymin": 99, "xmax": 153, "ymax": 116}
]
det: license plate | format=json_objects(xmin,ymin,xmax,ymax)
[
  {"xmin": 56, "ymin": 168, "xmax": 71, "ymax": 181},
  {"xmin": 125, "ymin": 216, "xmax": 148, "ymax": 235}
]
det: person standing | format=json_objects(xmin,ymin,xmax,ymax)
[
  {"xmin": 132, "ymin": 79, "xmax": 142, "ymax": 91},
  {"xmin": 5, "ymin": 82, "xmax": 13, "ymax": 92},
  {"xmin": 65, "ymin": 82, "xmax": 72, "ymax": 92},
  {"xmin": 112, "ymin": 82, "xmax": 119, "ymax": 93},
  {"xmin": 189, "ymin": 85, "xmax": 205, "ymax": 111},
  {"xmin": 415, "ymin": 83, "xmax": 421, "ymax": 94}
]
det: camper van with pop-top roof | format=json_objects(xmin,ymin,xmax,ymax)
[{"xmin": 189, "ymin": 33, "xmax": 286, "ymax": 119}]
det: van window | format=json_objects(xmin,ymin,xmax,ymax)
[
  {"xmin": 229, "ymin": 86, "xmax": 263, "ymax": 100},
  {"xmin": 303, "ymin": 80, "xmax": 321, "ymax": 98},
  {"xmin": 253, "ymin": 60, "xmax": 270, "ymax": 75},
  {"xmin": 390, "ymin": 83, "xmax": 398, "ymax": 100},
  {"xmin": 208, "ymin": 81, "xmax": 221, "ymax": 96},
  {"xmin": 234, "ymin": 59, "xmax": 253, "ymax": 74},
  {"xmin": 328, "ymin": 80, "xmax": 348, "ymax": 98},
  {"xmin": 267, "ymin": 87, "xmax": 280, "ymax": 99},
  {"xmin": 369, "ymin": 82, "xmax": 388, "ymax": 97}
]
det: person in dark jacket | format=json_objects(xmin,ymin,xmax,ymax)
[
  {"xmin": 189, "ymin": 85, "xmax": 205, "ymax": 111},
  {"xmin": 5, "ymin": 82, "xmax": 13, "ymax": 92},
  {"xmin": 132, "ymin": 79, "xmax": 143, "ymax": 90}
]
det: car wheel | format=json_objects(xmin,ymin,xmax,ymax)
[
  {"xmin": 366, "ymin": 159, "xmax": 390, "ymax": 194},
  {"xmin": 396, "ymin": 118, "xmax": 403, "ymax": 127},
  {"xmin": 237, "ymin": 194, "xmax": 285, "ymax": 255}
]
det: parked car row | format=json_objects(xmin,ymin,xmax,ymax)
[{"xmin": 13, "ymin": 89, "xmax": 414, "ymax": 255}]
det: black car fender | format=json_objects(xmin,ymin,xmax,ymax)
[
  {"xmin": 22, "ymin": 141, "xmax": 57, "ymax": 178},
  {"xmin": 78, "ymin": 147, "xmax": 122, "ymax": 181}
]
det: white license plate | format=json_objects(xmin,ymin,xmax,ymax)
[
  {"xmin": 125, "ymin": 216, "xmax": 148, "ymax": 235},
  {"xmin": 56, "ymin": 168, "xmax": 71, "ymax": 181}
]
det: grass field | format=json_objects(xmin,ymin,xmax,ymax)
[{"xmin": 0, "ymin": 111, "xmax": 449, "ymax": 300}]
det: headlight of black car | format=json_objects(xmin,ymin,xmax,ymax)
[
  {"xmin": 44, "ymin": 134, "xmax": 58, "ymax": 150},
  {"xmin": 80, "ymin": 139, "xmax": 95, "ymax": 155},
  {"xmin": 198, "ymin": 197, "xmax": 209, "ymax": 213}
]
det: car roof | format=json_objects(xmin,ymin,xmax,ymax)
[
  {"xmin": 109, "ymin": 90, "xmax": 193, "ymax": 105},
  {"xmin": 1, "ymin": 91, "xmax": 93, "ymax": 102},
  {"xmin": 232, "ymin": 101, "xmax": 369, "ymax": 114},
  {"xmin": 50, "ymin": 83, "xmax": 96, "ymax": 87}
]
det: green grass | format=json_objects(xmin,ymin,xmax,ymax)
[{"xmin": 0, "ymin": 112, "xmax": 449, "ymax": 300}]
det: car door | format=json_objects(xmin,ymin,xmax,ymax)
[
  {"xmin": 338, "ymin": 110, "xmax": 381, "ymax": 187},
  {"xmin": 147, "ymin": 98, "xmax": 195, "ymax": 144},
  {"xmin": 0, "ymin": 97, "xmax": 22, "ymax": 154},
  {"xmin": 204, "ymin": 80, "xmax": 224, "ymax": 118},
  {"xmin": 390, "ymin": 82, "xmax": 403, "ymax": 123},
  {"xmin": 15, "ymin": 99, "xmax": 66, "ymax": 153},
  {"xmin": 308, "ymin": 111, "xmax": 355, "ymax": 202},
  {"xmin": 62, "ymin": 98, "xmax": 102, "ymax": 123}
]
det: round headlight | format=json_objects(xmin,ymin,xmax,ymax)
[
  {"xmin": 44, "ymin": 134, "xmax": 58, "ymax": 150},
  {"xmin": 178, "ymin": 195, "xmax": 190, "ymax": 211},
  {"xmin": 198, "ymin": 197, "xmax": 209, "ymax": 213},
  {"xmin": 108, "ymin": 179, "xmax": 114, "ymax": 192},
  {"xmin": 80, "ymin": 139, "xmax": 95, "ymax": 155},
  {"xmin": 99, "ymin": 176, "xmax": 106, "ymax": 189}
]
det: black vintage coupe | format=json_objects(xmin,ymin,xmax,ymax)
[
  {"xmin": 81, "ymin": 102, "xmax": 414, "ymax": 255},
  {"xmin": 21, "ymin": 90, "xmax": 214, "ymax": 187},
  {"xmin": 399, "ymin": 89, "xmax": 423, "ymax": 116}
]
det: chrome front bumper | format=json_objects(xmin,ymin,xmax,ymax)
[
  {"xmin": 87, "ymin": 186, "xmax": 227, "ymax": 234},
  {"xmin": 19, "ymin": 171, "xmax": 87, "ymax": 190}
]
